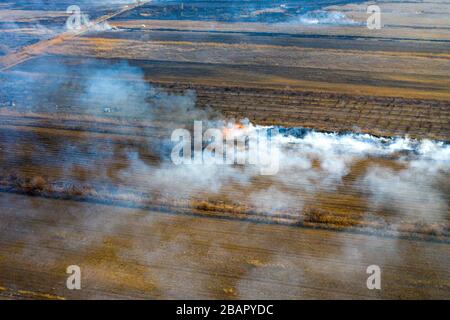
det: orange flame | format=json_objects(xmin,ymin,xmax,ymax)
[{"xmin": 222, "ymin": 123, "xmax": 247, "ymax": 138}]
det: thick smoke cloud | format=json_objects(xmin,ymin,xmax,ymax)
[
  {"xmin": 358, "ymin": 139, "xmax": 449, "ymax": 225},
  {"xmin": 283, "ymin": 10, "xmax": 360, "ymax": 26},
  {"xmin": 3, "ymin": 57, "xmax": 449, "ymax": 233}
]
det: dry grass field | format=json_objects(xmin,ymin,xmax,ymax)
[{"xmin": 0, "ymin": 0, "xmax": 448, "ymax": 299}]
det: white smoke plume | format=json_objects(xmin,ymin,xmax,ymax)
[
  {"xmin": 281, "ymin": 10, "xmax": 361, "ymax": 26},
  {"xmin": 3, "ymin": 57, "xmax": 448, "ymax": 230},
  {"xmin": 116, "ymin": 112, "xmax": 449, "ymax": 226}
]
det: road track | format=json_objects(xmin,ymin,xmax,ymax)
[{"xmin": 0, "ymin": 1, "xmax": 151, "ymax": 71}]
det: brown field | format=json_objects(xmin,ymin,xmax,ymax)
[{"xmin": 0, "ymin": 0, "xmax": 449, "ymax": 299}]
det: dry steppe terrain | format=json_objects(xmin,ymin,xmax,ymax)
[{"xmin": 0, "ymin": 0, "xmax": 448, "ymax": 299}]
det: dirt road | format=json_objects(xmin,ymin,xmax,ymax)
[{"xmin": 0, "ymin": 1, "xmax": 151, "ymax": 71}]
